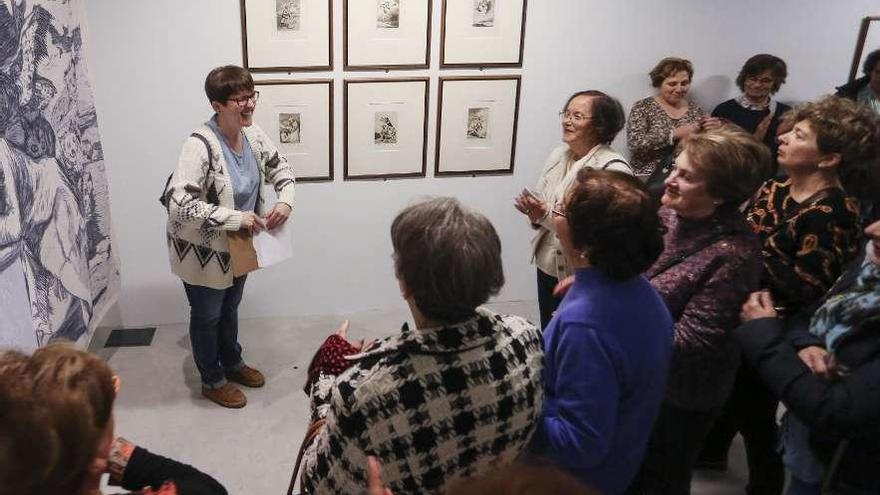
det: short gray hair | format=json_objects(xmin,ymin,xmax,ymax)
[{"xmin": 391, "ymin": 197, "xmax": 504, "ymax": 323}]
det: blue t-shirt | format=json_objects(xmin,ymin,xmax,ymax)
[
  {"xmin": 530, "ymin": 267, "xmax": 673, "ymax": 494},
  {"xmin": 207, "ymin": 116, "xmax": 260, "ymax": 211}
]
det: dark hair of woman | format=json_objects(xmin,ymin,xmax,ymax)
[
  {"xmin": 562, "ymin": 90, "xmax": 626, "ymax": 144},
  {"xmin": 204, "ymin": 65, "xmax": 255, "ymax": 104},
  {"xmin": 567, "ymin": 169, "xmax": 665, "ymax": 280}
]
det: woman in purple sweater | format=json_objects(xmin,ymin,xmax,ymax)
[
  {"xmin": 628, "ymin": 128, "xmax": 771, "ymax": 495},
  {"xmin": 528, "ymin": 170, "xmax": 673, "ymax": 494}
]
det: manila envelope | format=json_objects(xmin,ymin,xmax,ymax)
[{"xmin": 227, "ymin": 231, "xmax": 259, "ymax": 277}]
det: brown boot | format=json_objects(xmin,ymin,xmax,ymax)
[
  {"xmin": 225, "ymin": 364, "xmax": 265, "ymax": 388},
  {"xmin": 202, "ymin": 383, "xmax": 247, "ymax": 408}
]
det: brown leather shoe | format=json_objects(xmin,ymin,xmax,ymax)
[
  {"xmin": 225, "ymin": 364, "xmax": 265, "ymax": 388},
  {"xmin": 202, "ymin": 383, "xmax": 247, "ymax": 408}
]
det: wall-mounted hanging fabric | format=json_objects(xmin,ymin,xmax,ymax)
[{"xmin": 0, "ymin": 0, "xmax": 119, "ymax": 350}]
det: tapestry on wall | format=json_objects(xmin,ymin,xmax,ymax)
[{"xmin": 0, "ymin": 0, "xmax": 119, "ymax": 350}]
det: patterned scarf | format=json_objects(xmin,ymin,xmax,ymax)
[{"xmin": 809, "ymin": 243, "xmax": 880, "ymax": 352}]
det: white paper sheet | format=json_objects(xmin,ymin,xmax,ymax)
[{"xmin": 253, "ymin": 220, "xmax": 294, "ymax": 268}]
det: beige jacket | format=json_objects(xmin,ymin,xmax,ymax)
[
  {"xmin": 531, "ymin": 144, "xmax": 631, "ymax": 279},
  {"xmin": 165, "ymin": 123, "xmax": 296, "ymax": 289}
]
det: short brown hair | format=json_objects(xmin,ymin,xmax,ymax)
[
  {"xmin": 678, "ymin": 128, "xmax": 773, "ymax": 204},
  {"xmin": 736, "ymin": 54, "xmax": 788, "ymax": 93},
  {"xmin": 204, "ymin": 65, "xmax": 254, "ymax": 103},
  {"xmin": 784, "ymin": 96, "xmax": 880, "ymax": 198},
  {"xmin": 443, "ymin": 464, "xmax": 597, "ymax": 495},
  {"xmin": 391, "ymin": 198, "xmax": 504, "ymax": 323},
  {"xmin": 562, "ymin": 90, "xmax": 626, "ymax": 144},
  {"xmin": 0, "ymin": 344, "xmax": 115, "ymax": 494},
  {"xmin": 567, "ymin": 170, "xmax": 665, "ymax": 279},
  {"xmin": 649, "ymin": 57, "xmax": 694, "ymax": 88}
]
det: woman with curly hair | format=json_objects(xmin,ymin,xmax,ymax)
[
  {"xmin": 626, "ymin": 57, "xmax": 723, "ymax": 178},
  {"xmin": 699, "ymin": 96, "xmax": 880, "ymax": 495}
]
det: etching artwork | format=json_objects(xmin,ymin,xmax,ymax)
[
  {"xmin": 279, "ymin": 112, "xmax": 301, "ymax": 144},
  {"xmin": 276, "ymin": 0, "xmax": 302, "ymax": 31},
  {"xmin": 376, "ymin": 0, "xmax": 400, "ymax": 29},
  {"xmin": 466, "ymin": 107, "xmax": 490, "ymax": 139},
  {"xmin": 0, "ymin": 0, "xmax": 119, "ymax": 349},
  {"xmin": 374, "ymin": 111, "xmax": 399, "ymax": 144},
  {"xmin": 472, "ymin": 0, "xmax": 494, "ymax": 27}
]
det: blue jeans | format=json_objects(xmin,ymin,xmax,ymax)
[
  {"xmin": 781, "ymin": 412, "xmax": 824, "ymax": 485},
  {"xmin": 183, "ymin": 276, "xmax": 247, "ymax": 387},
  {"xmin": 786, "ymin": 477, "xmax": 820, "ymax": 495}
]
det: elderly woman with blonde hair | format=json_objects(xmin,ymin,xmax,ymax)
[{"xmin": 628, "ymin": 128, "xmax": 770, "ymax": 495}]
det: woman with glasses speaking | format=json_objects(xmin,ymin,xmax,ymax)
[
  {"xmin": 163, "ymin": 65, "xmax": 296, "ymax": 409},
  {"xmin": 514, "ymin": 90, "xmax": 632, "ymax": 329}
]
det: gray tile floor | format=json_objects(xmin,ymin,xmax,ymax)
[{"xmin": 92, "ymin": 300, "xmax": 751, "ymax": 494}]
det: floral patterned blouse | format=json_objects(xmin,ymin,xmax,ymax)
[
  {"xmin": 626, "ymin": 96, "xmax": 705, "ymax": 176},
  {"xmin": 746, "ymin": 179, "xmax": 862, "ymax": 315}
]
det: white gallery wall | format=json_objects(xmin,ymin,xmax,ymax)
[{"xmin": 83, "ymin": 0, "xmax": 879, "ymax": 329}]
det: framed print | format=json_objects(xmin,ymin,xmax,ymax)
[
  {"xmin": 435, "ymin": 76, "xmax": 521, "ymax": 176},
  {"xmin": 440, "ymin": 0, "xmax": 527, "ymax": 68},
  {"xmin": 344, "ymin": 0, "xmax": 432, "ymax": 70},
  {"xmin": 241, "ymin": 0, "xmax": 333, "ymax": 71},
  {"xmin": 253, "ymin": 80, "xmax": 334, "ymax": 182},
  {"xmin": 849, "ymin": 16, "xmax": 880, "ymax": 82},
  {"xmin": 344, "ymin": 79, "xmax": 429, "ymax": 180}
]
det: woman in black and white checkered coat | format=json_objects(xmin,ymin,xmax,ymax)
[{"xmin": 299, "ymin": 197, "xmax": 544, "ymax": 494}]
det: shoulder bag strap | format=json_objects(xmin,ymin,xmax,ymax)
[
  {"xmin": 189, "ymin": 132, "xmax": 214, "ymax": 172},
  {"xmin": 159, "ymin": 133, "xmax": 214, "ymax": 208},
  {"xmin": 601, "ymin": 158, "xmax": 632, "ymax": 173},
  {"xmin": 647, "ymin": 230, "xmax": 727, "ymax": 279}
]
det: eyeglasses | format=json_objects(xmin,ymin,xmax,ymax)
[
  {"xmin": 551, "ymin": 203, "xmax": 567, "ymax": 218},
  {"xmin": 227, "ymin": 91, "xmax": 260, "ymax": 107},
  {"xmin": 559, "ymin": 111, "xmax": 592, "ymax": 123}
]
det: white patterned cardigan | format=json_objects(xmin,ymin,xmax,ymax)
[
  {"xmin": 164, "ymin": 123, "xmax": 295, "ymax": 289},
  {"xmin": 301, "ymin": 307, "xmax": 544, "ymax": 494}
]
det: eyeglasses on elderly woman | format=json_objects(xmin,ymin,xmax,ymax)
[{"xmin": 559, "ymin": 111, "xmax": 592, "ymax": 123}]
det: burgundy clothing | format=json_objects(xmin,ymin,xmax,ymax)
[{"xmin": 647, "ymin": 206, "xmax": 762, "ymax": 411}]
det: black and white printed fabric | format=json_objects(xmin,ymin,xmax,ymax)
[
  {"xmin": 301, "ymin": 307, "xmax": 544, "ymax": 494},
  {"xmin": 0, "ymin": 0, "xmax": 119, "ymax": 350}
]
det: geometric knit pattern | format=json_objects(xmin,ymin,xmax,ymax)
[
  {"xmin": 165, "ymin": 123, "xmax": 296, "ymax": 289},
  {"xmin": 301, "ymin": 307, "xmax": 544, "ymax": 495},
  {"xmin": 167, "ymin": 234, "xmax": 232, "ymax": 274}
]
